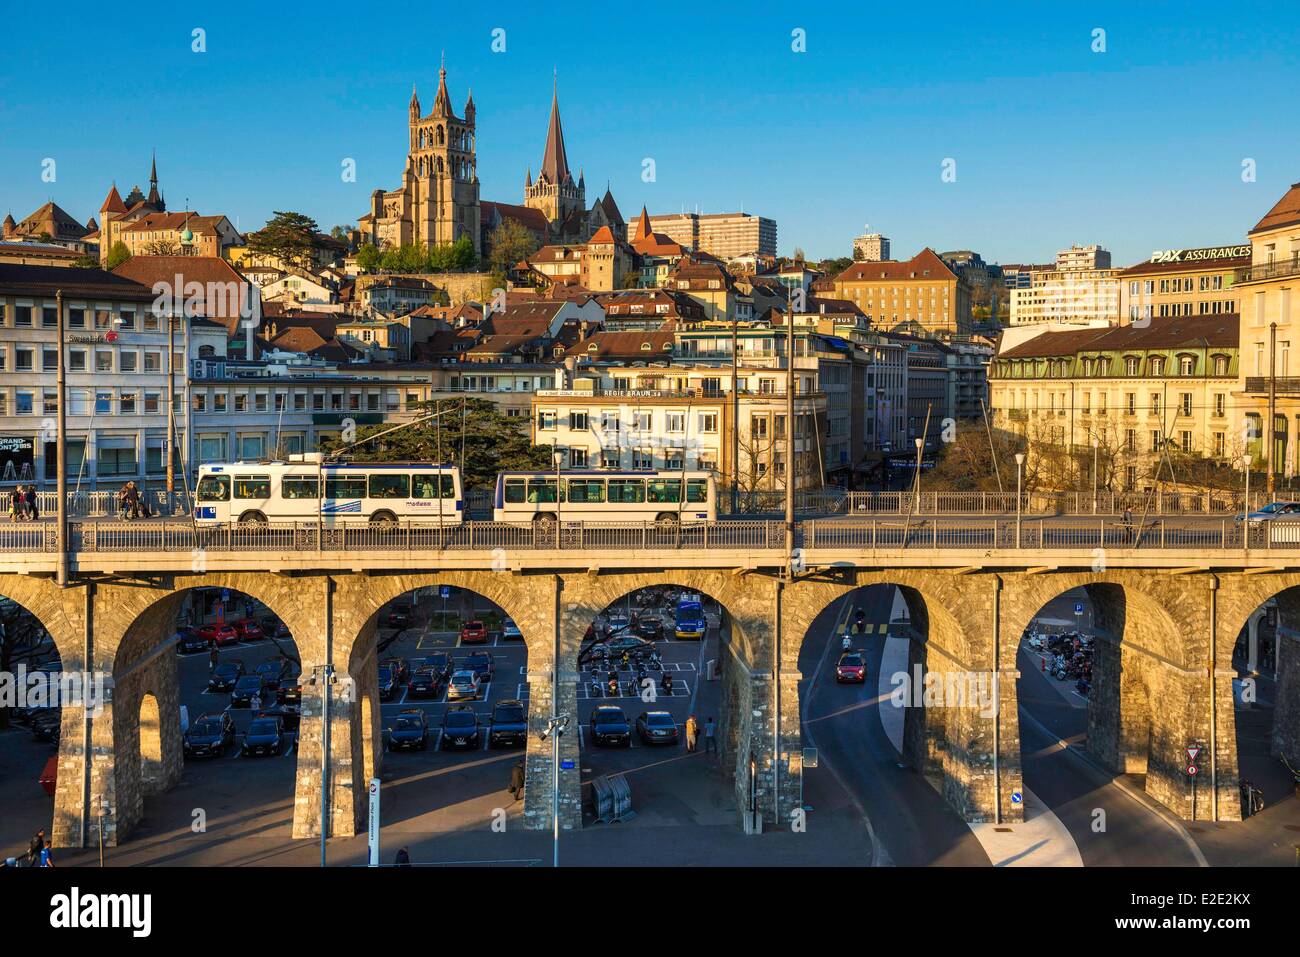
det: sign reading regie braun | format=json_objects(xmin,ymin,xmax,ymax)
[{"xmin": 1149, "ymin": 245, "xmax": 1250, "ymax": 264}]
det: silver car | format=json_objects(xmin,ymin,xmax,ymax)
[{"xmin": 1237, "ymin": 501, "xmax": 1300, "ymax": 524}]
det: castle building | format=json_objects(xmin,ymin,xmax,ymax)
[{"xmin": 358, "ymin": 63, "xmax": 481, "ymax": 254}]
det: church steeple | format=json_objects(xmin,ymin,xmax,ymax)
[
  {"xmin": 409, "ymin": 82, "xmax": 421, "ymax": 119},
  {"xmin": 539, "ymin": 74, "xmax": 571, "ymax": 186},
  {"xmin": 146, "ymin": 150, "xmax": 164, "ymax": 210},
  {"xmin": 432, "ymin": 54, "xmax": 451, "ymax": 116}
]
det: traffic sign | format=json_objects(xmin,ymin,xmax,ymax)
[
  {"xmin": 1186, "ymin": 745, "xmax": 1202, "ymax": 763},
  {"xmin": 1187, "ymin": 764, "xmax": 1199, "ymax": 776},
  {"xmin": 1074, "ymin": 602, "xmax": 1084, "ymax": 616},
  {"xmin": 439, "ymin": 585, "xmax": 450, "ymax": 599},
  {"xmin": 367, "ymin": 777, "xmax": 380, "ymax": 866},
  {"xmin": 560, "ymin": 759, "xmax": 575, "ymax": 770},
  {"xmin": 1011, "ymin": 790, "xmax": 1023, "ymax": 805}
]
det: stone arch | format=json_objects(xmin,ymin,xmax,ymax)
[{"xmin": 138, "ymin": 693, "xmax": 163, "ymax": 793}]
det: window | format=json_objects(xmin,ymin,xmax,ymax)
[
  {"xmin": 1149, "ymin": 357, "xmax": 1164, "ymax": 376},
  {"xmin": 751, "ymin": 416, "xmax": 768, "ymax": 439},
  {"xmin": 503, "ymin": 479, "xmax": 527, "ymax": 504},
  {"xmin": 68, "ymin": 307, "xmax": 85, "ymax": 329},
  {"xmin": 568, "ymin": 411, "xmax": 588, "ymax": 431},
  {"xmin": 647, "ymin": 479, "xmax": 683, "ymax": 503},
  {"xmin": 412, "ymin": 474, "xmax": 455, "ymax": 498},
  {"xmin": 607, "ymin": 479, "xmax": 646, "ymax": 503},
  {"xmin": 237, "ymin": 434, "xmax": 263, "ymax": 459},
  {"xmin": 42, "ymin": 348, "xmax": 57, "ymax": 371},
  {"xmin": 1125, "ymin": 356, "xmax": 1139, "ymax": 376},
  {"xmin": 325, "ymin": 477, "xmax": 366, "ymax": 499},
  {"xmin": 120, "ymin": 392, "xmax": 137, "ymax": 414},
  {"xmin": 1180, "ymin": 430, "xmax": 1192, "ymax": 453},
  {"xmin": 1124, "ymin": 429, "xmax": 1136, "ymax": 451},
  {"xmin": 1179, "ymin": 356, "xmax": 1194, "ymax": 376},
  {"xmin": 41, "ymin": 305, "xmax": 57, "ymax": 327},
  {"xmin": 1125, "ymin": 393, "xmax": 1136, "ymax": 415},
  {"xmin": 254, "ymin": 393, "xmax": 269, "ymax": 412},
  {"xmin": 68, "ymin": 349, "xmax": 86, "ymax": 372},
  {"xmin": 97, "ymin": 445, "xmax": 137, "ymax": 476},
  {"xmin": 95, "ymin": 391, "xmax": 112, "ymax": 414},
  {"xmin": 198, "ymin": 436, "xmax": 226, "ymax": 463},
  {"xmin": 14, "ymin": 305, "xmax": 33, "ymax": 326},
  {"xmin": 197, "ymin": 475, "xmax": 230, "ymax": 501},
  {"xmin": 633, "ymin": 449, "xmax": 654, "ymax": 470},
  {"xmin": 687, "ymin": 480, "xmax": 709, "ymax": 503},
  {"xmin": 119, "ymin": 351, "xmax": 137, "ymax": 373},
  {"xmin": 568, "ymin": 448, "xmax": 588, "ymax": 468},
  {"xmin": 193, "ymin": 393, "xmax": 207, "ymax": 413},
  {"xmin": 42, "ymin": 392, "xmax": 57, "ymax": 415},
  {"xmin": 538, "ymin": 410, "xmax": 557, "ymax": 431},
  {"xmin": 213, "ymin": 393, "xmax": 227, "ymax": 413},
  {"xmin": 234, "ymin": 393, "xmax": 247, "ymax": 412},
  {"xmin": 234, "ymin": 475, "xmax": 271, "ymax": 499},
  {"xmin": 1214, "ymin": 394, "xmax": 1225, "ymax": 418},
  {"xmin": 144, "ymin": 392, "xmax": 161, "ymax": 414},
  {"xmin": 1150, "ymin": 394, "xmax": 1161, "ymax": 415},
  {"xmin": 282, "ymin": 476, "xmax": 319, "ymax": 499},
  {"xmin": 313, "ymin": 393, "xmax": 325, "ymax": 411},
  {"xmin": 698, "ymin": 413, "xmax": 718, "ymax": 433},
  {"xmin": 1180, "ymin": 393, "xmax": 1192, "ymax": 416},
  {"xmin": 666, "ymin": 412, "xmax": 685, "ymax": 432},
  {"xmin": 1150, "ymin": 430, "xmax": 1162, "ymax": 453},
  {"xmin": 1213, "ymin": 432, "xmax": 1225, "ymax": 457},
  {"xmin": 143, "ymin": 352, "xmax": 161, "ymax": 372},
  {"xmin": 15, "ymin": 347, "xmax": 33, "ymax": 372},
  {"xmin": 601, "ymin": 411, "xmax": 620, "ymax": 433},
  {"xmin": 526, "ymin": 479, "xmax": 560, "ymax": 503},
  {"xmin": 368, "ymin": 473, "xmax": 410, "ymax": 498},
  {"xmin": 567, "ymin": 479, "xmax": 605, "ymax": 503}
]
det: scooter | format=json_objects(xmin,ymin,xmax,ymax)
[
  {"xmin": 660, "ymin": 672, "xmax": 675, "ymax": 696},
  {"xmin": 646, "ymin": 650, "xmax": 663, "ymax": 671},
  {"xmin": 606, "ymin": 672, "xmax": 620, "ymax": 698},
  {"xmin": 841, "ymin": 634, "xmax": 853, "ymax": 651}
]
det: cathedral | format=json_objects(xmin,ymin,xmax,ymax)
[
  {"xmin": 358, "ymin": 62, "xmax": 482, "ymax": 253},
  {"xmin": 358, "ymin": 65, "xmax": 624, "ymax": 258}
]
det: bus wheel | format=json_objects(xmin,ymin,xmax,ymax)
[
  {"xmin": 238, "ymin": 511, "xmax": 267, "ymax": 526},
  {"xmin": 655, "ymin": 513, "xmax": 680, "ymax": 527},
  {"xmin": 370, "ymin": 511, "xmax": 397, "ymax": 526}
]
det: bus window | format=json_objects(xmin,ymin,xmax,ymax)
[
  {"xmin": 647, "ymin": 479, "xmax": 682, "ymax": 504},
  {"xmin": 197, "ymin": 475, "xmax": 230, "ymax": 502},
  {"xmin": 325, "ymin": 477, "xmax": 366, "ymax": 499},
  {"xmin": 567, "ymin": 479, "xmax": 606, "ymax": 504},
  {"xmin": 282, "ymin": 476, "xmax": 319, "ymax": 499},
  {"xmin": 687, "ymin": 480, "xmax": 709, "ymax": 503},
  {"xmin": 607, "ymin": 479, "xmax": 646, "ymax": 503},
  {"xmin": 369, "ymin": 474, "xmax": 410, "ymax": 499},
  {"xmin": 526, "ymin": 479, "xmax": 561, "ymax": 503},
  {"xmin": 234, "ymin": 475, "xmax": 271, "ymax": 499},
  {"xmin": 411, "ymin": 474, "xmax": 454, "ymax": 499},
  {"xmin": 504, "ymin": 479, "xmax": 527, "ymax": 504}
]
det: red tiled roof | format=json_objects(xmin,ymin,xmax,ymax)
[
  {"xmin": 998, "ymin": 313, "xmax": 1238, "ymax": 359},
  {"xmin": 834, "ymin": 248, "xmax": 957, "ymax": 284},
  {"xmin": 1251, "ymin": 182, "xmax": 1300, "ymax": 235}
]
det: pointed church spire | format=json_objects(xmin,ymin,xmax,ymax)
[
  {"xmin": 540, "ymin": 73, "xmax": 571, "ymax": 185},
  {"xmin": 432, "ymin": 57, "xmax": 452, "ymax": 116},
  {"xmin": 409, "ymin": 82, "xmax": 421, "ymax": 117},
  {"xmin": 634, "ymin": 206, "xmax": 652, "ymax": 242},
  {"xmin": 147, "ymin": 150, "xmax": 163, "ymax": 208},
  {"xmin": 526, "ymin": 167, "xmax": 533, "ymax": 188}
]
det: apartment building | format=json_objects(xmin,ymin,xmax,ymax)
[
  {"xmin": 832, "ymin": 248, "xmax": 974, "ymax": 338},
  {"xmin": 1118, "ymin": 245, "xmax": 1248, "ymax": 324},
  {"xmin": 637, "ymin": 212, "xmax": 777, "ymax": 260}
]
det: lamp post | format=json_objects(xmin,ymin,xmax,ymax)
[
  {"xmin": 55, "ymin": 289, "xmax": 68, "ymax": 587},
  {"xmin": 552, "ymin": 443, "xmax": 563, "ymax": 550},
  {"xmin": 912, "ymin": 436, "xmax": 924, "ymax": 504},
  {"xmin": 1241, "ymin": 454, "xmax": 1252, "ymax": 553},
  {"xmin": 1015, "ymin": 453, "xmax": 1026, "ymax": 548},
  {"xmin": 1091, "ymin": 438, "xmax": 1099, "ymax": 515},
  {"xmin": 541, "ymin": 713, "xmax": 569, "ymax": 868}
]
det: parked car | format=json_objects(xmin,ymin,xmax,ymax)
[
  {"xmin": 234, "ymin": 619, "xmax": 264, "ymax": 642},
  {"xmin": 459, "ymin": 620, "xmax": 488, "ymax": 644},
  {"xmin": 276, "ymin": 677, "xmax": 302, "ymax": 707},
  {"xmin": 463, "ymin": 651, "xmax": 494, "ymax": 682},
  {"xmin": 604, "ymin": 613, "xmax": 631, "ymax": 637},
  {"xmin": 258, "ymin": 615, "xmax": 291, "ymax": 639},
  {"xmin": 241, "ymin": 716, "xmax": 285, "ymax": 757},
  {"xmin": 836, "ymin": 652, "xmax": 867, "ymax": 683},
  {"xmin": 632, "ymin": 617, "xmax": 665, "ymax": 641},
  {"xmin": 388, "ymin": 709, "xmax": 429, "ymax": 751},
  {"xmin": 488, "ymin": 700, "xmax": 528, "ymax": 748},
  {"xmin": 440, "ymin": 706, "xmax": 480, "ymax": 750},
  {"xmin": 386, "ymin": 605, "xmax": 414, "ymax": 629},
  {"xmin": 636, "ymin": 710, "xmax": 680, "ymax": 745},
  {"xmin": 258, "ymin": 705, "xmax": 300, "ymax": 733},
  {"xmin": 174, "ymin": 626, "xmax": 211, "ymax": 655},
  {"xmin": 229, "ymin": 674, "xmax": 268, "ymax": 708},
  {"xmin": 501, "ymin": 619, "xmax": 523, "ymax": 641},
  {"xmin": 579, "ymin": 633, "xmax": 655, "ymax": 665},
  {"xmin": 208, "ymin": 660, "xmax": 246, "ymax": 692},
  {"xmin": 590, "ymin": 705, "xmax": 631, "ymax": 747},
  {"xmin": 378, "ymin": 666, "xmax": 401, "ymax": 701},
  {"xmin": 382, "ymin": 657, "xmax": 410, "ymax": 684},
  {"xmin": 254, "ymin": 658, "xmax": 290, "ymax": 691},
  {"xmin": 446, "ymin": 670, "xmax": 481, "ymax": 702},
  {"xmin": 408, "ymin": 667, "xmax": 443, "ymax": 699},
  {"xmin": 198, "ymin": 623, "xmax": 239, "ymax": 647},
  {"xmin": 184, "ymin": 712, "xmax": 236, "ymax": 758},
  {"xmin": 419, "ymin": 653, "xmax": 453, "ymax": 682}
]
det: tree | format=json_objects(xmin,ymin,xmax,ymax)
[
  {"xmin": 106, "ymin": 241, "xmax": 131, "ymax": 269},
  {"xmin": 487, "ymin": 219, "xmax": 539, "ymax": 287},
  {"xmin": 818, "ymin": 256, "xmax": 853, "ymax": 275},
  {"xmin": 143, "ymin": 239, "xmax": 181, "ymax": 255},
  {"xmin": 355, "ymin": 243, "xmax": 382, "ymax": 273},
  {"xmin": 317, "ymin": 397, "xmax": 552, "ymax": 489},
  {"xmin": 330, "ymin": 224, "xmax": 352, "ymax": 242},
  {"xmin": 72, "ymin": 254, "xmax": 101, "ymax": 269},
  {"xmin": 247, "ymin": 210, "xmax": 320, "ymax": 270}
]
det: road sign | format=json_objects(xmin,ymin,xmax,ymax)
[
  {"xmin": 560, "ymin": 759, "xmax": 575, "ymax": 770},
  {"xmin": 221, "ymin": 589, "xmax": 230, "ymax": 602},
  {"xmin": 1011, "ymin": 790, "xmax": 1023, "ymax": 805},
  {"xmin": 1186, "ymin": 745, "xmax": 1202, "ymax": 763},
  {"xmin": 1187, "ymin": 764, "xmax": 1199, "ymax": 776},
  {"xmin": 1074, "ymin": 602, "xmax": 1084, "ymax": 616},
  {"xmin": 367, "ymin": 778, "xmax": 380, "ymax": 866},
  {"xmin": 439, "ymin": 586, "xmax": 450, "ymax": 599}
]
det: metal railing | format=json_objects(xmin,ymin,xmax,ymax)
[
  {"xmin": 1236, "ymin": 257, "xmax": 1300, "ymax": 283},
  {"xmin": 19, "ymin": 488, "xmax": 194, "ymax": 518},
  {"xmin": 842, "ymin": 489, "xmax": 1267, "ymax": 516},
  {"xmin": 0, "ymin": 516, "xmax": 1293, "ymax": 555}
]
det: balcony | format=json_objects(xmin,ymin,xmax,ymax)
[
  {"xmin": 1236, "ymin": 256, "xmax": 1300, "ymax": 284},
  {"xmin": 1243, "ymin": 377, "xmax": 1300, "ymax": 395}
]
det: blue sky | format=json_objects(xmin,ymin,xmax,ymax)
[{"xmin": 1, "ymin": 0, "xmax": 1296, "ymax": 265}]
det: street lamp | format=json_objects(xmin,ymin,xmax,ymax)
[
  {"xmin": 1241, "ymin": 454, "xmax": 1252, "ymax": 553},
  {"xmin": 1091, "ymin": 438, "xmax": 1099, "ymax": 515},
  {"xmin": 539, "ymin": 713, "xmax": 569, "ymax": 868},
  {"xmin": 552, "ymin": 443, "xmax": 563, "ymax": 550},
  {"xmin": 1015, "ymin": 453, "xmax": 1026, "ymax": 547},
  {"xmin": 912, "ymin": 436, "xmax": 924, "ymax": 504}
]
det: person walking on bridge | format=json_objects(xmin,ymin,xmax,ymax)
[
  {"xmin": 24, "ymin": 485, "xmax": 38, "ymax": 521},
  {"xmin": 685, "ymin": 714, "xmax": 699, "ymax": 753}
]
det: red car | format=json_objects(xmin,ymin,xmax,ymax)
[
  {"xmin": 198, "ymin": 623, "xmax": 239, "ymax": 646},
  {"xmin": 835, "ymin": 651, "xmax": 867, "ymax": 683},
  {"xmin": 234, "ymin": 619, "xmax": 264, "ymax": 642},
  {"xmin": 459, "ymin": 620, "xmax": 488, "ymax": 644}
]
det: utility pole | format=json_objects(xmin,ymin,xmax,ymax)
[
  {"xmin": 1268, "ymin": 321, "xmax": 1277, "ymax": 498},
  {"xmin": 166, "ymin": 308, "xmax": 176, "ymax": 512},
  {"xmin": 784, "ymin": 285, "xmax": 795, "ymax": 565},
  {"xmin": 731, "ymin": 311, "xmax": 740, "ymax": 514}
]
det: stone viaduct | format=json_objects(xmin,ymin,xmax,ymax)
[{"xmin": 3, "ymin": 546, "xmax": 1297, "ymax": 846}]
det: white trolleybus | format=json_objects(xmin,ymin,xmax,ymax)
[
  {"xmin": 492, "ymin": 469, "xmax": 717, "ymax": 526},
  {"xmin": 194, "ymin": 455, "xmax": 463, "ymax": 526}
]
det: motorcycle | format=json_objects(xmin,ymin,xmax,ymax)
[
  {"xmin": 841, "ymin": 634, "xmax": 853, "ymax": 651},
  {"xmin": 646, "ymin": 650, "xmax": 663, "ymax": 671},
  {"xmin": 606, "ymin": 672, "xmax": 620, "ymax": 698},
  {"xmin": 660, "ymin": 672, "xmax": 675, "ymax": 696}
]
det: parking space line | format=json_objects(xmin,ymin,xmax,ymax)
[{"xmin": 577, "ymin": 726, "xmax": 585, "ymax": 748}]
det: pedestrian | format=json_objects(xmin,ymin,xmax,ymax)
[
  {"xmin": 508, "ymin": 759, "xmax": 525, "ymax": 801},
  {"xmin": 24, "ymin": 485, "xmax": 39, "ymax": 521},
  {"xmin": 250, "ymin": 691, "xmax": 262, "ymax": 714},
  {"xmin": 704, "ymin": 716, "xmax": 717, "ymax": 753},
  {"xmin": 7, "ymin": 487, "xmax": 20, "ymax": 522},
  {"xmin": 1122, "ymin": 507, "xmax": 1134, "ymax": 544},
  {"xmin": 25, "ymin": 829, "xmax": 45, "ymax": 867},
  {"xmin": 685, "ymin": 714, "xmax": 698, "ymax": 753},
  {"xmin": 393, "ymin": 846, "xmax": 411, "ymax": 867},
  {"xmin": 38, "ymin": 843, "xmax": 55, "ymax": 867},
  {"xmin": 209, "ymin": 645, "xmax": 219, "ymax": 671}
]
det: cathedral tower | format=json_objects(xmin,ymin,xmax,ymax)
[
  {"xmin": 524, "ymin": 75, "xmax": 585, "ymax": 235},
  {"xmin": 406, "ymin": 61, "xmax": 481, "ymax": 253}
]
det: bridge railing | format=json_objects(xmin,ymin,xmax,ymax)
[{"xmin": 842, "ymin": 490, "xmax": 1269, "ymax": 516}]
